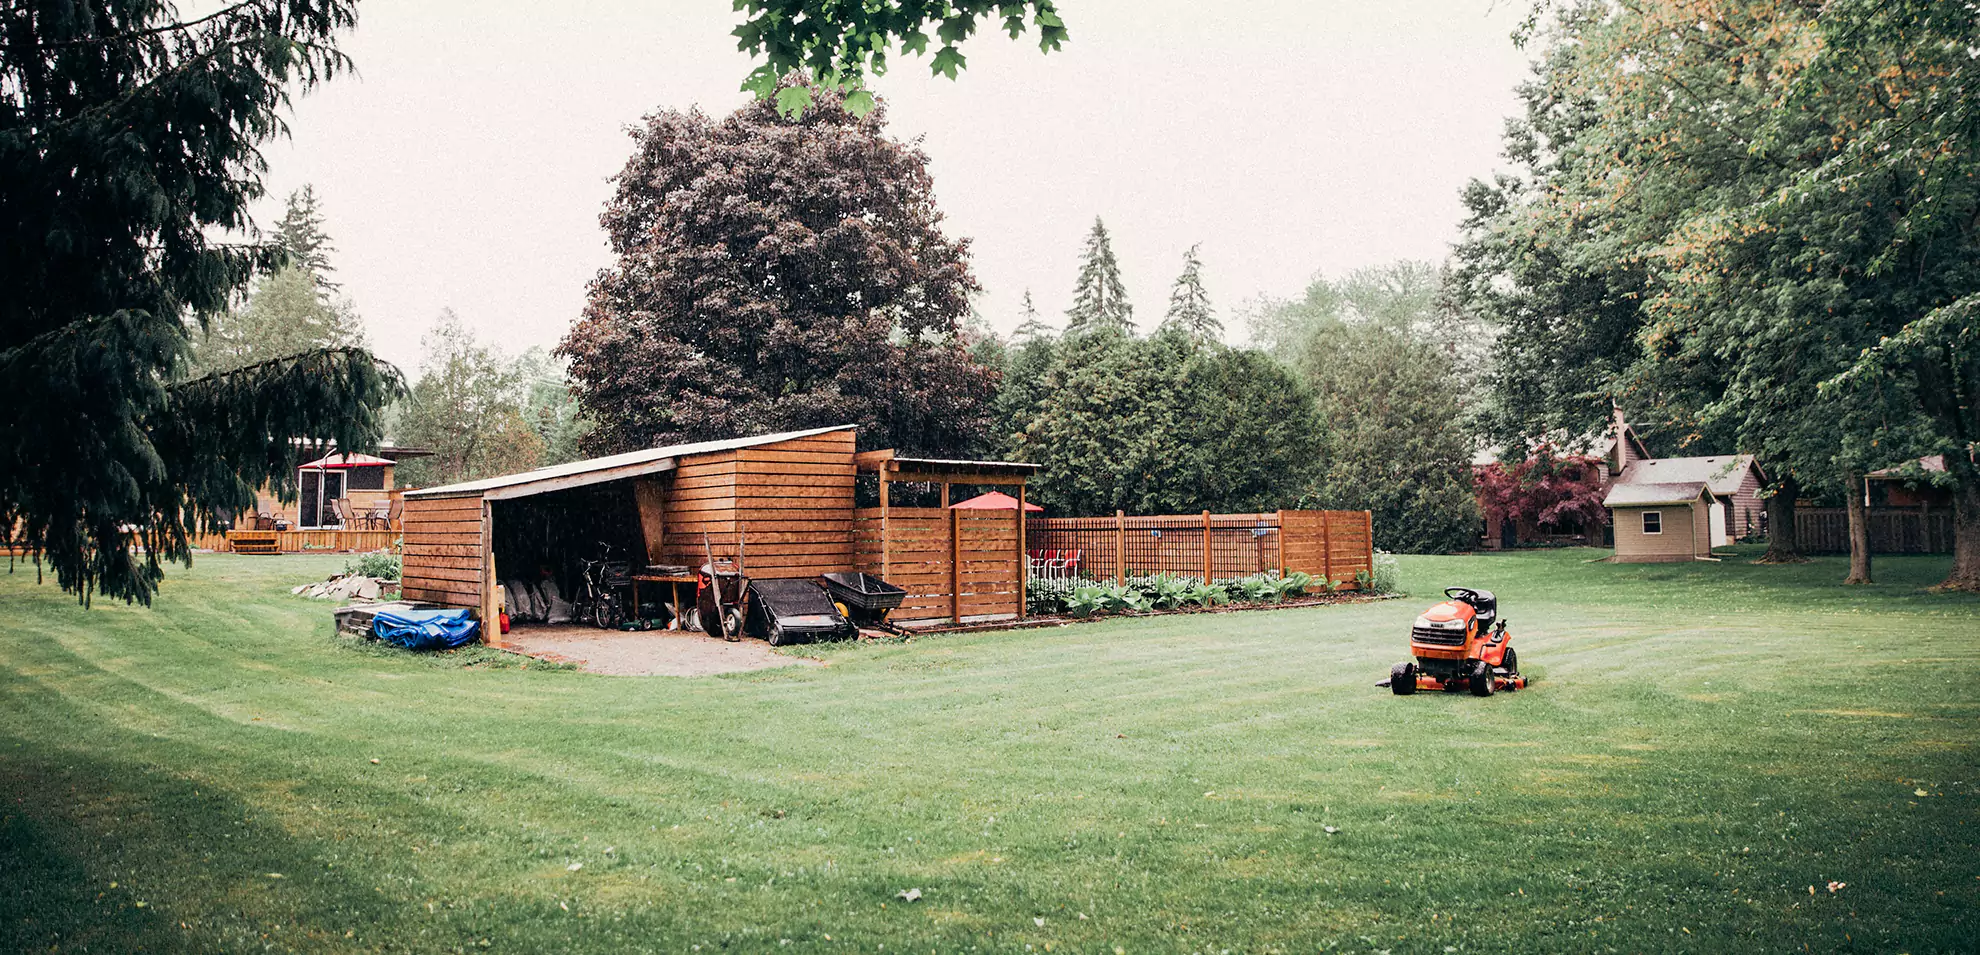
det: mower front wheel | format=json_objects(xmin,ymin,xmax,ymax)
[
  {"xmin": 1390, "ymin": 662, "xmax": 1417, "ymax": 696},
  {"xmin": 1469, "ymin": 659, "xmax": 1495, "ymax": 697}
]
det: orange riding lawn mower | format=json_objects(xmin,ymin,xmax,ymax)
[{"xmin": 1378, "ymin": 587, "xmax": 1529, "ymax": 697}]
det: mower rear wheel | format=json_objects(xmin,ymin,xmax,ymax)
[
  {"xmin": 1390, "ymin": 662, "xmax": 1416, "ymax": 696},
  {"xmin": 766, "ymin": 620, "xmax": 787, "ymax": 647},
  {"xmin": 1469, "ymin": 659, "xmax": 1495, "ymax": 697}
]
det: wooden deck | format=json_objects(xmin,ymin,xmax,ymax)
[{"xmin": 197, "ymin": 529, "xmax": 400, "ymax": 554}]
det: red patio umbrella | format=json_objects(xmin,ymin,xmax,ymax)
[{"xmin": 950, "ymin": 491, "xmax": 1042, "ymax": 512}]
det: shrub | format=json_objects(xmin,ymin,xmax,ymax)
[
  {"xmin": 345, "ymin": 550, "xmax": 401, "ymax": 580},
  {"xmin": 1181, "ymin": 582, "xmax": 1225, "ymax": 608},
  {"xmin": 1065, "ymin": 586, "xmax": 1109, "ymax": 617},
  {"xmin": 1366, "ymin": 550, "xmax": 1401, "ymax": 595}
]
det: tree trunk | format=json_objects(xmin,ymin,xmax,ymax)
[
  {"xmin": 1938, "ymin": 460, "xmax": 1980, "ymax": 592},
  {"xmin": 1758, "ymin": 473, "xmax": 1807, "ymax": 563},
  {"xmin": 1843, "ymin": 471, "xmax": 1872, "ymax": 584}
]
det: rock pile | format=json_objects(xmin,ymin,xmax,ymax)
[{"xmin": 292, "ymin": 574, "xmax": 396, "ymax": 601}]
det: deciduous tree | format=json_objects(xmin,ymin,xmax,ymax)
[
  {"xmin": 560, "ymin": 77, "xmax": 997, "ymax": 458},
  {"xmin": 732, "ymin": 0, "xmax": 1067, "ymax": 117}
]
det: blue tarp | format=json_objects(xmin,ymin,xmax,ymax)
[{"xmin": 372, "ymin": 608, "xmax": 480, "ymax": 651}]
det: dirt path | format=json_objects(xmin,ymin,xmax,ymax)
[{"xmin": 500, "ymin": 625, "xmax": 823, "ymax": 676}]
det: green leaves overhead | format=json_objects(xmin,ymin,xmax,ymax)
[{"xmin": 731, "ymin": 0, "xmax": 1068, "ymax": 115}]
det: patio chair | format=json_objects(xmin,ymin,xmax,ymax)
[
  {"xmin": 330, "ymin": 498, "xmax": 353, "ymax": 528},
  {"xmin": 254, "ymin": 512, "xmax": 275, "ymax": 531},
  {"xmin": 383, "ymin": 499, "xmax": 403, "ymax": 531}
]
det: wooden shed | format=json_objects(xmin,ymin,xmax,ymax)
[
  {"xmin": 1603, "ymin": 481, "xmax": 1715, "ymax": 562},
  {"xmin": 400, "ymin": 426, "xmax": 862, "ymax": 641}
]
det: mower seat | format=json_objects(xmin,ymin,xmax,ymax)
[{"xmin": 1460, "ymin": 589, "xmax": 1497, "ymax": 629}]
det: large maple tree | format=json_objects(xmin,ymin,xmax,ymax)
[{"xmin": 560, "ymin": 77, "xmax": 995, "ymax": 457}]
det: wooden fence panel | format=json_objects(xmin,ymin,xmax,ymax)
[
  {"xmin": 850, "ymin": 506, "xmax": 1022, "ymax": 624},
  {"xmin": 1027, "ymin": 510, "xmax": 1371, "ymax": 589},
  {"xmin": 1795, "ymin": 507, "xmax": 1953, "ymax": 554}
]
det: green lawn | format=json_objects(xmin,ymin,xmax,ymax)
[{"xmin": 2, "ymin": 548, "xmax": 1977, "ymax": 954}]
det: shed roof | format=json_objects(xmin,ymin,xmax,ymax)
[
  {"xmin": 404, "ymin": 425, "xmax": 854, "ymax": 501},
  {"xmin": 1604, "ymin": 481, "xmax": 1709, "ymax": 507},
  {"xmin": 853, "ymin": 450, "xmax": 1040, "ymax": 480},
  {"xmin": 1615, "ymin": 455, "xmax": 1760, "ymax": 495}
]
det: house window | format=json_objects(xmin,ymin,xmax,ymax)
[
  {"xmin": 346, "ymin": 465, "xmax": 386, "ymax": 491},
  {"xmin": 1642, "ymin": 511, "xmax": 1662, "ymax": 535}
]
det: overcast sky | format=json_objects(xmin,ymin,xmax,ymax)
[{"xmin": 251, "ymin": 0, "xmax": 1536, "ymax": 372}]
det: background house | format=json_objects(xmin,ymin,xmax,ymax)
[
  {"xmin": 1612, "ymin": 454, "xmax": 1765, "ymax": 544},
  {"xmin": 242, "ymin": 442, "xmax": 432, "ymax": 529},
  {"xmin": 1477, "ymin": 408, "xmax": 1764, "ymax": 550},
  {"xmin": 1604, "ymin": 481, "xmax": 1715, "ymax": 562}
]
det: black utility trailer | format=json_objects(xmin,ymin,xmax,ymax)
[
  {"xmin": 817, "ymin": 572, "xmax": 908, "ymax": 628},
  {"xmin": 745, "ymin": 578, "xmax": 858, "ymax": 645}
]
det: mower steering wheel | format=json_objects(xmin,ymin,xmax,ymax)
[{"xmin": 1444, "ymin": 587, "xmax": 1480, "ymax": 604}]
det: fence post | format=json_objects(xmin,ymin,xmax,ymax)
[
  {"xmin": 950, "ymin": 507, "xmax": 962, "ymax": 624},
  {"xmin": 1319, "ymin": 510, "xmax": 1333, "ymax": 587},
  {"xmin": 1201, "ymin": 510, "xmax": 1213, "ymax": 583},
  {"xmin": 1362, "ymin": 511, "xmax": 1374, "ymax": 588},
  {"xmin": 1114, "ymin": 510, "xmax": 1127, "ymax": 585},
  {"xmin": 1015, "ymin": 496, "xmax": 1027, "ymax": 619},
  {"xmin": 1276, "ymin": 509, "xmax": 1286, "ymax": 576}
]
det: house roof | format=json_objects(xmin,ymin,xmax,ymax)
[
  {"xmin": 1615, "ymin": 455, "xmax": 1761, "ymax": 495},
  {"xmin": 404, "ymin": 425, "xmax": 855, "ymax": 501},
  {"xmin": 1604, "ymin": 481, "xmax": 1710, "ymax": 507},
  {"xmin": 299, "ymin": 452, "xmax": 394, "ymax": 469},
  {"xmin": 1868, "ymin": 455, "xmax": 1947, "ymax": 480}
]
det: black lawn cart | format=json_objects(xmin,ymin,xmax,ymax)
[
  {"xmin": 745, "ymin": 578, "xmax": 858, "ymax": 646},
  {"xmin": 817, "ymin": 571, "xmax": 908, "ymax": 632}
]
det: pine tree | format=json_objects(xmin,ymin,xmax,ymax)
[
  {"xmin": 190, "ymin": 266, "xmax": 367, "ymax": 375},
  {"xmin": 0, "ymin": 0, "xmax": 398, "ymax": 605},
  {"xmin": 1161, "ymin": 243, "xmax": 1220, "ymax": 342},
  {"xmin": 1012, "ymin": 289, "xmax": 1052, "ymax": 343},
  {"xmin": 1065, "ymin": 217, "xmax": 1133, "ymax": 336},
  {"xmin": 273, "ymin": 186, "xmax": 339, "ymax": 293}
]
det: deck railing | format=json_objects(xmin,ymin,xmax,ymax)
[{"xmin": 194, "ymin": 528, "xmax": 401, "ymax": 553}]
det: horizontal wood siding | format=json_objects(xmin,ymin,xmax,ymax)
[
  {"xmin": 662, "ymin": 429, "xmax": 858, "ymax": 578},
  {"xmin": 853, "ymin": 506, "xmax": 1022, "ymax": 623},
  {"xmin": 400, "ymin": 495, "xmax": 485, "ymax": 607}
]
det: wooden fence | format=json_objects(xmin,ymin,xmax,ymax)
[
  {"xmin": 1025, "ymin": 509, "xmax": 1374, "ymax": 589},
  {"xmin": 853, "ymin": 506, "xmax": 1023, "ymax": 624},
  {"xmin": 194, "ymin": 529, "xmax": 402, "ymax": 554},
  {"xmin": 1795, "ymin": 507, "xmax": 1953, "ymax": 554}
]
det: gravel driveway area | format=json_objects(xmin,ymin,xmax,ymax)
[{"xmin": 500, "ymin": 625, "xmax": 824, "ymax": 676}]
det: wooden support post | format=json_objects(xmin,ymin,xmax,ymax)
[
  {"xmin": 949, "ymin": 506, "xmax": 962, "ymax": 623},
  {"xmin": 1115, "ymin": 510, "xmax": 1127, "ymax": 585},
  {"xmin": 1276, "ymin": 509, "xmax": 1287, "ymax": 576},
  {"xmin": 1362, "ymin": 511, "xmax": 1374, "ymax": 588},
  {"xmin": 941, "ymin": 482, "xmax": 950, "ymax": 507},
  {"xmin": 1202, "ymin": 509, "xmax": 1213, "ymax": 584},
  {"xmin": 480, "ymin": 498, "xmax": 501, "ymax": 648},
  {"xmin": 1017, "ymin": 485, "xmax": 1028, "ymax": 618},
  {"xmin": 879, "ymin": 478, "xmax": 891, "ymax": 579},
  {"xmin": 1319, "ymin": 510, "xmax": 1333, "ymax": 588}
]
